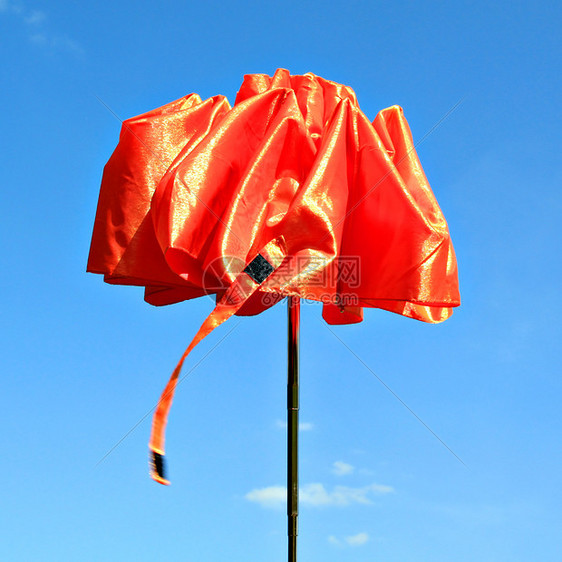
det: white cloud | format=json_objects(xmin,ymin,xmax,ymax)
[
  {"xmin": 24, "ymin": 9, "xmax": 45, "ymax": 24},
  {"xmin": 275, "ymin": 419, "xmax": 314, "ymax": 431},
  {"xmin": 328, "ymin": 532, "xmax": 370, "ymax": 548},
  {"xmin": 328, "ymin": 535, "xmax": 342, "ymax": 546},
  {"xmin": 302, "ymin": 483, "xmax": 393, "ymax": 506},
  {"xmin": 0, "ymin": 0, "xmax": 15, "ymax": 12},
  {"xmin": 245, "ymin": 485, "xmax": 286, "ymax": 509},
  {"xmin": 29, "ymin": 32, "xmax": 83, "ymax": 55},
  {"xmin": 246, "ymin": 482, "xmax": 394, "ymax": 509},
  {"xmin": 332, "ymin": 460, "xmax": 354, "ymax": 476},
  {"xmin": 1, "ymin": 1, "xmax": 29, "ymax": 17},
  {"xmin": 346, "ymin": 532, "xmax": 369, "ymax": 546},
  {"xmin": 1, "ymin": 1, "xmax": 82, "ymax": 55}
]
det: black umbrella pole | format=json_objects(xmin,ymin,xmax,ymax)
[{"xmin": 287, "ymin": 296, "xmax": 300, "ymax": 562}]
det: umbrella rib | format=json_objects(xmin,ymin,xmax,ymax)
[
  {"xmin": 93, "ymin": 94, "xmax": 246, "ymax": 248},
  {"xmin": 94, "ymin": 320, "xmax": 241, "ymax": 468},
  {"xmin": 322, "ymin": 322, "xmax": 467, "ymax": 468}
]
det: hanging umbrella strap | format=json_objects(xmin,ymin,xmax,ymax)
[{"xmin": 149, "ymin": 237, "xmax": 286, "ymax": 484}]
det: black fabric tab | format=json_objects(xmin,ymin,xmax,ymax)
[
  {"xmin": 151, "ymin": 451, "xmax": 166, "ymax": 480},
  {"xmin": 243, "ymin": 254, "xmax": 274, "ymax": 284}
]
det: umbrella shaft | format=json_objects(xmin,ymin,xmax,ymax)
[{"xmin": 287, "ymin": 296, "xmax": 300, "ymax": 562}]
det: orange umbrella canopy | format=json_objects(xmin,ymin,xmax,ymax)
[{"xmin": 88, "ymin": 69, "xmax": 460, "ymax": 483}]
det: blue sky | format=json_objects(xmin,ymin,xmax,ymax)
[{"xmin": 1, "ymin": 1, "xmax": 561, "ymax": 560}]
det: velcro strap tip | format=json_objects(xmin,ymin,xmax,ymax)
[{"xmin": 150, "ymin": 450, "xmax": 170, "ymax": 485}]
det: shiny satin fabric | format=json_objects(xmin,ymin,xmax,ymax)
[{"xmin": 88, "ymin": 69, "xmax": 460, "ymax": 483}]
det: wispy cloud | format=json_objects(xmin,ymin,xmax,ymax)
[
  {"xmin": 245, "ymin": 482, "xmax": 393, "ymax": 509},
  {"xmin": 29, "ymin": 32, "xmax": 82, "ymax": 55},
  {"xmin": 1, "ymin": 0, "xmax": 82, "ymax": 55},
  {"xmin": 332, "ymin": 460, "xmax": 354, "ymax": 476},
  {"xmin": 346, "ymin": 532, "xmax": 369, "ymax": 546},
  {"xmin": 328, "ymin": 532, "xmax": 370, "ymax": 547},
  {"xmin": 328, "ymin": 535, "xmax": 341, "ymax": 546},
  {"xmin": 301, "ymin": 483, "xmax": 393, "ymax": 506},
  {"xmin": 245, "ymin": 485, "xmax": 286, "ymax": 509},
  {"xmin": 275, "ymin": 419, "xmax": 314, "ymax": 431},
  {"xmin": 24, "ymin": 8, "xmax": 44, "ymax": 24}
]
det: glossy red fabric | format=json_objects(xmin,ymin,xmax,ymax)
[{"xmin": 88, "ymin": 69, "xmax": 460, "ymax": 483}]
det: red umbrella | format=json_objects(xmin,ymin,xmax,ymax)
[{"xmin": 88, "ymin": 68, "xmax": 460, "ymax": 560}]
